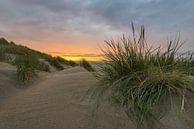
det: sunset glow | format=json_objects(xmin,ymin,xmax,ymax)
[
  {"xmin": 0, "ymin": 0, "xmax": 194, "ymax": 59},
  {"xmin": 62, "ymin": 56, "xmax": 104, "ymax": 61}
]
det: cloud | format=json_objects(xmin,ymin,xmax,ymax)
[{"xmin": 0, "ymin": 0, "xmax": 194, "ymax": 54}]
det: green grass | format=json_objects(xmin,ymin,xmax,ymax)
[
  {"xmin": 175, "ymin": 54, "xmax": 194, "ymax": 75},
  {"xmin": 14, "ymin": 54, "xmax": 51, "ymax": 83},
  {"xmin": 0, "ymin": 38, "xmax": 9, "ymax": 45},
  {"xmin": 91, "ymin": 24, "xmax": 194, "ymax": 129},
  {"xmin": 0, "ymin": 38, "xmax": 78, "ymax": 71},
  {"xmin": 80, "ymin": 58, "xmax": 95, "ymax": 72},
  {"xmin": 0, "ymin": 38, "xmax": 11, "ymax": 62},
  {"xmin": 0, "ymin": 39, "xmax": 52, "ymax": 59},
  {"xmin": 0, "ymin": 38, "xmax": 79, "ymax": 72},
  {"xmin": 14, "ymin": 55, "xmax": 38, "ymax": 83},
  {"xmin": 37, "ymin": 61, "xmax": 50, "ymax": 72},
  {"xmin": 0, "ymin": 48, "xmax": 5, "ymax": 61}
]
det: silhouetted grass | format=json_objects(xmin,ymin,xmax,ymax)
[
  {"xmin": 80, "ymin": 58, "xmax": 95, "ymax": 72},
  {"xmin": 68, "ymin": 60, "xmax": 78, "ymax": 66},
  {"xmin": 91, "ymin": 24, "xmax": 194, "ymax": 129},
  {"xmin": 56, "ymin": 56, "xmax": 78, "ymax": 66}
]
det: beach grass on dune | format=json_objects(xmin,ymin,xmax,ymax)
[
  {"xmin": 0, "ymin": 38, "xmax": 78, "ymax": 72},
  {"xmin": 0, "ymin": 48, "xmax": 6, "ymax": 61},
  {"xmin": 56, "ymin": 56, "xmax": 78, "ymax": 67},
  {"xmin": 14, "ymin": 55, "xmax": 38, "ymax": 83},
  {"xmin": 46, "ymin": 57, "xmax": 64, "ymax": 70},
  {"xmin": 37, "ymin": 61, "xmax": 50, "ymax": 72},
  {"xmin": 91, "ymin": 24, "xmax": 194, "ymax": 129},
  {"xmin": 80, "ymin": 58, "xmax": 95, "ymax": 72},
  {"xmin": 14, "ymin": 54, "xmax": 51, "ymax": 83}
]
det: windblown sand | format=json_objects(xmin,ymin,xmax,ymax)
[{"xmin": 0, "ymin": 62, "xmax": 193, "ymax": 129}]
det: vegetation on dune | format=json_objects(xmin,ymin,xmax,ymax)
[
  {"xmin": 0, "ymin": 48, "xmax": 6, "ymax": 61},
  {"xmin": 14, "ymin": 54, "xmax": 51, "ymax": 83},
  {"xmin": 0, "ymin": 38, "xmax": 52, "ymax": 59},
  {"xmin": 0, "ymin": 38, "xmax": 9, "ymax": 45},
  {"xmin": 46, "ymin": 58, "xmax": 64, "ymax": 70},
  {"xmin": 56, "ymin": 56, "xmax": 69, "ymax": 64},
  {"xmin": 56, "ymin": 56, "xmax": 78, "ymax": 66},
  {"xmin": 0, "ymin": 38, "xmax": 11, "ymax": 62},
  {"xmin": 0, "ymin": 38, "xmax": 55, "ymax": 83},
  {"xmin": 68, "ymin": 60, "xmax": 78, "ymax": 66},
  {"xmin": 0, "ymin": 38, "xmax": 78, "ymax": 73},
  {"xmin": 37, "ymin": 61, "xmax": 50, "ymax": 72},
  {"xmin": 14, "ymin": 55, "xmax": 38, "ymax": 83},
  {"xmin": 175, "ymin": 53, "xmax": 194, "ymax": 75},
  {"xmin": 91, "ymin": 24, "xmax": 194, "ymax": 129},
  {"xmin": 47, "ymin": 56, "xmax": 78, "ymax": 70},
  {"xmin": 80, "ymin": 58, "xmax": 95, "ymax": 72}
]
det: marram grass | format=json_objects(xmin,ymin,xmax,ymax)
[
  {"xmin": 90, "ymin": 24, "xmax": 194, "ymax": 129},
  {"xmin": 14, "ymin": 54, "xmax": 38, "ymax": 83},
  {"xmin": 80, "ymin": 58, "xmax": 95, "ymax": 72}
]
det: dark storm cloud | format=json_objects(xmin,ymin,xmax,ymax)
[
  {"xmin": 0, "ymin": 0, "xmax": 194, "ymax": 50},
  {"xmin": 85, "ymin": 0, "xmax": 194, "ymax": 31}
]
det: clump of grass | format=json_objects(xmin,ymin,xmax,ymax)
[
  {"xmin": 91, "ymin": 24, "xmax": 193, "ymax": 129},
  {"xmin": 0, "ymin": 48, "xmax": 5, "ymax": 61},
  {"xmin": 0, "ymin": 40, "xmax": 9, "ymax": 62},
  {"xmin": 175, "ymin": 52, "xmax": 194, "ymax": 75},
  {"xmin": 0, "ymin": 37, "xmax": 53, "ymax": 60},
  {"xmin": 37, "ymin": 61, "xmax": 50, "ymax": 72},
  {"xmin": 0, "ymin": 38, "xmax": 9, "ymax": 45},
  {"xmin": 68, "ymin": 60, "xmax": 78, "ymax": 66},
  {"xmin": 56, "ymin": 56, "xmax": 78, "ymax": 66},
  {"xmin": 14, "ymin": 55, "xmax": 38, "ymax": 83},
  {"xmin": 46, "ymin": 58, "xmax": 64, "ymax": 70},
  {"xmin": 56, "ymin": 56, "xmax": 69, "ymax": 64},
  {"xmin": 80, "ymin": 58, "xmax": 95, "ymax": 72}
]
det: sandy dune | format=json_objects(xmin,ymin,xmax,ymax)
[
  {"xmin": 0, "ymin": 62, "xmax": 193, "ymax": 129},
  {"xmin": 0, "ymin": 65, "xmax": 130, "ymax": 129},
  {"xmin": 0, "ymin": 63, "xmax": 18, "ymax": 102},
  {"xmin": 0, "ymin": 66, "xmax": 95, "ymax": 129}
]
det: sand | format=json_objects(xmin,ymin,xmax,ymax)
[
  {"xmin": 0, "ymin": 62, "xmax": 18, "ymax": 102},
  {"xmin": 0, "ymin": 62, "xmax": 193, "ymax": 129}
]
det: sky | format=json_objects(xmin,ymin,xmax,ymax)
[{"xmin": 0, "ymin": 0, "xmax": 194, "ymax": 60}]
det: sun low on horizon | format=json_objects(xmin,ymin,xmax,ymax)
[
  {"xmin": 0, "ymin": 0, "xmax": 194, "ymax": 61},
  {"xmin": 62, "ymin": 56, "xmax": 104, "ymax": 61}
]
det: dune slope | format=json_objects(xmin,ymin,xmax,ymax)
[
  {"xmin": 0, "ymin": 62, "xmax": 18, "ymax": 102},
  {"xmin": 0, "ymin": 66, "xmax": 94, "ymax": 129},
  {"xmin": 0, "ymin": 65, "xmax": 193, "ymax": 129}
]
